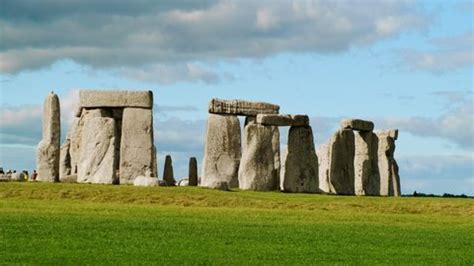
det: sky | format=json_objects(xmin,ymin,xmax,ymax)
[{"xmin": 0, "ymin": 0, "xmax": 472, "ymax": 195}]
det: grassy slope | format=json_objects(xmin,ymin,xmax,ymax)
[{"xmin": 0, "ymin": 182, "xmax": 473, "ymax": 265}]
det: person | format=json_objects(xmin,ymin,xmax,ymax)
[
  {"xmin": 23, "ymin": 170, "xmax": 29, "ymax": 181},
  {"xmin": 31, "ymin": 170, "xmax": 37, "ymax": 181}
]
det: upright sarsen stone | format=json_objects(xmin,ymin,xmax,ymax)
[
  {"xmin": 36, "ymin": 92, "xmax": 60, "ymax": 182},
  {"xmin": 201, "ymin": 114, "xmax": 241, "ymax": 188},
  {"xmin": 120, "ymin": 108, "xmax": 155, "ymax": 184},
  {"xmin": 280, "ymin": 126, "xmax": 319, "ymax": 193},
  {"xmin": 328, "ymin": 129, "xmax": 355, "ymax": 195},
  {"xmin": 238, "ymin": 123, "xmax": 278, "ymax": 191},
  {"xmin": 316, "ymin": 143, "xmax": 330, "ymax": 193},
  {"xmin": 59, "ymin": 139, "xmax": 71, "ymax": 179},
  {"xmin": 354, "ymin": 131, "xmax": 380, "ymax": 196},
  {"xmin": 377, "ymin": 130, "xmax": 401, "ymax": 196},
  {"xmin": 77, "ymin": 116, "xmax": 117, "ymax": 184}
]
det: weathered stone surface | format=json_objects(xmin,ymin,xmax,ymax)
[
  {"xmin": 79, "ymin": 90, "xmax": 153, "ymax": 109},
  {"xmin": 201, "ymin": 114, "xmax": 241, "ymax": 189},
  {"xmin": 77, "ymin": 116, "xmax": 117, "ymax": 184},
  {"xmin": 61, "ymin": 174, "xmax": 77, "ymax": 183},
  {"xmin": 209, "ymin": 98, "xmax": 279, "ymax": 116},
  {"xmin": 238, "ymin": 123, "xmax": 278, "ymax": 191},
  {"xmin": 256, "ymin": 114, "xmax": 309, "ymax": 127},
  {"xmin": 271, "ymin": 126, "xmax": 281, "ymax": 188},
  {"xmin": 37, "ymin": 92, "xmax": 60, "ymax": 182},
  {"xmin": 377, "ymin": 130, "xmax": 401, "ymax": 196},
  {"xmin": 280, "ymin": 126, "xmax": 319, "ymax": 193},
  {"xmin": 152, "ymin": 145, "xmax": 158, "ymax": 180},
  {"xmin": 11, "ymin": 172, "xmax": 26, "ymax": 181},
  {"xmin": 354, "ymin": 131, "xmax": 380, "ymax": 196},
  {"xmin": 316, "ymin": 143, "xmax": 330, "ymax": 193},
  {"xmin": 188, "ymin": 157, "xmax": 198, "ymax": 186},
  {"xmin": 134, "ymin": 176, "xmax": 159, "ymax": 187},
  {"xmin": 328, "ymin": 129, "xmax": 355, "ymax": 195},
  {"xmin": 375, "ymin": 129, "xmax": 398, "ymax": 140},
  {"xmin": 178, "ymin": 179, "xmax": 189, "ymax": 186},
  {"xmin": 120, "ymin": 108, "xmax": 155, "ymax": 184},
  {"xmin": 163, "ymin": 155, "xmax": 176, "ymax": 186},
  {"xmin": 215, "ymin": 181, "xmax": 230, "ymax": 191},
  {"xmin": 341, "ymin": 119, "xmax": 374, "ymax": 132},
  {"xmin": 59, "ymin": 139, "xmax": 71, "ymax": 180}
]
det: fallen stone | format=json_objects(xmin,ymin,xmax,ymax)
[
  {"xmin": 208, "ymin": 98, "xmax": 279, "ymax": 116},
  {"xmin": 77, "ymin": 116, "xmax": 117, "ymax": 184},
  {"xmin": 133, "ymin": 176, "xmax": 159, "ymax": 187},
  {"xmin": 316, "ymin": 143, "xmax": 330, "ymax": 193},
  {"xmin": 178, "ymin": 179, "xmax": 189, "ymax": 186},
  {"xmin": 215, "ymin": 181, "xmax": 230, "ymax": 191},
  {"xmin": 256, "ymin": 114, "xmax": 309, "ymax": 127},
  {"xmin": 280, "ymin": 126, "xmax": 319, "ymax": 193},
  {"xmin": 163, "ymin": 155, "xmax": 176, "ymax": 186},
  {"xmin": 79, "ymin": 90, "xmax": 153, "ymax": 109},
  {"xmin": 61, "ymin": 174, "xmax": 77, "ymax": 183},
  {"xmin": 354, "ymin": 131, "xmax": 380, "ymax": 196},
  {"xmin": 37, "ymin": 92, "xmax": 61, "ymax": 182},
  {"xmin": 120, "ymin": 108, "xmax": 155, "ymax": 184},
  {"xmin": 377, "ymin": 130, "xmax": 401, "ymax": 196},
  {"xmin": 328, "ymin": 129, "xmax": 355, "ymax": 195},
  {"xmin": 188, "ymin": 157, "xmax": 198, "ymax": 186},
  {"xmin": 201, "ymin": 114, "xmax": 241, "ymax": 189},
  {"xmin": 238, "ymin": 123, "xmax": 278, "ymax": 191},
  {"xmin": 341, "ymin": 119, "xmax": 374, "ymax": 132},
  {"xmin": 158, "ymin": 180, "xmax": 167, "ymax": 186}
]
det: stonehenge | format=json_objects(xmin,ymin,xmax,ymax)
[
  {"xmin": 35, "ymin": 90, "xmax": 401, "ymax": 196},
  {"xmin": 36, "ymin": 92, "xmax": 60, "ymax": 182},
  {"xmin": 57, "ymin": 90, "xmax": 157, "ymax": 184}
]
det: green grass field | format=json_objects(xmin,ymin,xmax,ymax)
[{"xmin": 1, "ymin": 182, "xmax": 473, "ymax": 265}]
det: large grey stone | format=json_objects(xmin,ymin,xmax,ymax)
[
  {"xmin": 59, "ymin": 139, "xmax": 71, "ymax": 180},
  {"xmin": 256, "ymin": 114, "xmax": 309, "ymax": 127},
  {"xmin": 133, "ymin": 176, "xmax": 159, "ymax": 187},
  {"xmin": 316, "ymin": 143, "xmax": 330, "ymax": 193},
  {"xmin": 188, "ymin": 157, "xmax": 198, "ymax": 186},
  {"xmin": 163, "ymin": 155, "xmax": 176, "ymax": 186},
  {"xmin": 120, "ymin": 108, "xmax": 155, "ymax": 184},
  {"xmin": 77, "ymin": 116, "xmax": 117, "ymax": 184},
  {"xmin": 377, "ymin": 130, "xmax": 401, "ymax": 196},
  {"xmin": 79, "ymin": 90, "xmax": 153, "ymax": 109},
  {"xmin": 36, "ymin": 92, "xmax": 60, "ymax": 182},
  {"xmin": 238, "ymin": 123, "xmax": 278, "ymax": 191},
  {"xmin": 354, "ymin": 131, "xmax": 380, "ymax": 196},
  {"xmin": 201, "ymin": 113, "xmax": 241, "ymax": 189},
  {"xmin": 178, "ymin": 179, "xmax": 189, "ymax": 186},
  {"xmin": 280, "ymin": 126, "xmax": 319, "ymax": 193},
  {"xmin": 209, "ymin": 98, "xmax": 279, "ymax": 116},
  {"xmin": 271, "ymin": 126, "xmax": 281, "ymax": 188},
  {"xmin": 328, "ymin": 129, "xmax": 355, "ymax": 195},
  {"xmin": 341, "ymin": 119, "xmax": 374, "ymax": 132}
]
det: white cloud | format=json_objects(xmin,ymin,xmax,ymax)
[{"xmin": 0, "ymin": 0, "xmax": 426, "ymax": 83}]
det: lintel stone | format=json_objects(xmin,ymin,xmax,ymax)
[
  {"xmin": 256, "ymin": 114, "xmax": 309, "ymax": 127},
  {"xmin": 79, "ymin": 90, "xmax": 153, "ymax": 109},
  {"xmin": 340, "ymin": 118, "xmax": 374, "ymax": 132},
  {"xmin": 208, "ymin": 98, "xmax": 279, "ymax": 116}
]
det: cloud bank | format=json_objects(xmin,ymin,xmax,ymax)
[{"xmin": 0, "ymin": 0, "xmax": 425, "ymax": 82}]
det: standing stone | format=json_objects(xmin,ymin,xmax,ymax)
[
  {"xmin": 354, "ymin": 131, "xmax": 380, "ymax": 196},
  {"xmin": 201, "ymin": 113, "xmax": 241, "ymax": 189},
  {"xmin": 209, "ymin": 98, "xmax": 279, "ymax": 116},
  {"xmin": 328, "ymin": 129, "xmax": 355, "ymax": 195},
  {"xmin": 163, "ymin": 155, "xmax": 176, "ymax": 186},
  {"xmin": 377, "ymin": 130, "xmax": 401, "ymax": 196},
  {"xmin": 271, "ymin": 126, "xmax": 281, "ymax": 188},
  {"xmin": 36, "ymin": 92, "xmax": 60, "ymax": 182},
  {"xmin": 316, "ymin": 143, "xmax": 330, "ymax": 193},
  {"xmin": 152, "ymin": 145, "xmax": 158, "ymax": 179},
  {"xmin": 188, "ymin": 157, "xmax": 198, "ymax": 186},
  {"xmin": 120, "ymin": 108, "xmax": 155, "ymax": 184},
  {"xmin": 280, "ymin": 126, "xmax": 319, "ymax": 193},
  {"xmin": 238, "ymin": 123, "xmax": 278, "ymax": 191},
  {"xmin": 59, "ymin": 139, "xmax": 71, "ymax": 180},
  {"xmin": 77, "ymin": 116, "xmax": 117, "ymax": 184}
]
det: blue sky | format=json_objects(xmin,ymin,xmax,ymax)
[{"xmin": 0, "ymin": 0, "xmax": 472, "ymax": 195}]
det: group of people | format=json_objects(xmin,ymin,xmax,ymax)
[{"xmin": 0, "ymin": 168, "xmax": 37, "ymax": 181}]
